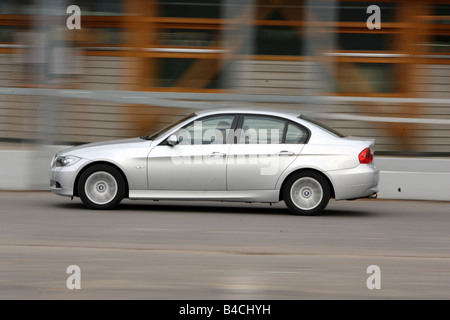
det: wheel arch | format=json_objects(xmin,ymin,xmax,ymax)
[
  {"xmin": 279, "ymin": 168, "xmax": 335, "ymax": 201},
  {"xmin": 73, "ymin": 161, "xmax": 130, "ymax": 198}
]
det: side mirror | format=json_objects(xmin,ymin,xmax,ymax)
[{"xmin": 167, "ymin": 134, "xmax": 179, "ymax": 146}]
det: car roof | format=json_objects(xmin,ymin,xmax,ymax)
[{"xmin": 194, "ymin": 107, "xmax": 302, "ymax": 118}]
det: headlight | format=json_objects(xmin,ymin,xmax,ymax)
[{"xmin": 54, "ymin": 155, "xmax": 81, "ymax": 167}]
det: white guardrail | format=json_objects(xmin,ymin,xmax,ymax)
[
  {"xmin": 2, "ymin": 87, "xmax": 450, "ymax": 125},
  {"xmin": 2, "ymin": 87, "xmax": 450, "ymax": 124}
]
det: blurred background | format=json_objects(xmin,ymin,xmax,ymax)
[
  {"xmin": 0, "ymin": 0, "xmax": 450, "ymax": 194},
  {"xmin": 3, "ymin": 1, "xmax": 450, "ymax": 301}
]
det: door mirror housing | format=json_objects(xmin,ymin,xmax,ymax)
[{"xmin": 167, "ymin": 134, "xmax": 179, "ymax": 146}]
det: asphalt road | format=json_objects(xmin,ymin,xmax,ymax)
[{"xmin": 0, "ymin": 191, "xmax": 449, "ymax": 300}]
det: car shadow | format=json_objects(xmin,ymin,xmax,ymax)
[
  {"xmin": 52, "ymin": 201, "xmax": 288, "ymax": 215},
  {"xmin": 120, "ymin": 203, "xmax": 291, "ymax": 215},
  {"xmin": 318, "ymin": 209, "xmax": 376, "ymax": 217},
  {"xmin": 52, "ymin": 200, "xmax": 375, "ymax": 217}
]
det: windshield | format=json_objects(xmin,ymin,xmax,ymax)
[
  {"xmin": 299, "ymin": 114, "xmax": 346, "ymax": 138},
  {"xmin": 141, "ymin": 113, "xmax": 196, "ymax": 140}
]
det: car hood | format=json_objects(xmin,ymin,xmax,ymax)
[{"xmin": 57, "ymin": 137, "xmax": 149, "ymax": 157}]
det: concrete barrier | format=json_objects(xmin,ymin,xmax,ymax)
[
  {"xmin": 0, "ymin": 145, "xmax": 71, "ymax": 191},
  {"xmin": 375, "ymin": 157, "xmax": 450, "ymax": 201},
  {"xmin": 0, "ymin": 150, "xmax": 33, "ymax": 190},
  {"xmin": 1, "ymin": 146, "xmax": 449, "ymax": 201}
]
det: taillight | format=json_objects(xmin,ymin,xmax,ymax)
[{"xmin": 359, "ymin": 148, "xmax": 373, "ymax": 164}]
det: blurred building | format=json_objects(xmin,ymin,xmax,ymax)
[{"xmin": 0, "ymin": 0, "xmax": 449, "ymax": 154}]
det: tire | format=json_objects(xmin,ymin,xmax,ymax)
[
  {"xmin": 283, "ymin": 171, "xmax": 330, "ymax": 216},
  {"xmin": 78, "ymin": 164, "xmax": 125, "ymax": 210}
]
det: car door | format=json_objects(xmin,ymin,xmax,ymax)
[
  {"xmin": 147, "ymin": 115, "xmax": 236, "ymax": 190},
  {"xmin": 227, "ymin": 114, "xmax": 308, "ymax": 190}
]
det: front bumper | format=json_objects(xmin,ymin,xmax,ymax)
[
  {"xmin": 328, "ymin": 164, "xmax": 380, "ymax": 200},
  {"xmin": 49, "ymin": 158, "xmax": 91, "ymax": 197}
]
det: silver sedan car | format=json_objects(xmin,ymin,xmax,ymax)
[{"xmin": 49, "ymin": 108, "xmax": 379, "ymax": 215}]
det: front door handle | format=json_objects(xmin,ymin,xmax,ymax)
[
  {"xmin": 277, "ymin": 151, "xmax": 295, "ymax": 156},
  {"xmin": 210, "ymin": 152, "xmax": 226, "ymax": 158}
]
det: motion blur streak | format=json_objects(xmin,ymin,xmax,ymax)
[{"xmin": 0, "ymin": 1, "xmax": 449, "ymax": 155}]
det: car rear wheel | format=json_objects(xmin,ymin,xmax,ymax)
[
  {"xmin": 283, "ymin": 171, "xmax": 330, "ymax": 216},
  {"xmin": 78, "ymin": 164, "xmax": 125, "ymax": 210}
]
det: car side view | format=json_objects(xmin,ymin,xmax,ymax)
[{"xmin": 49, "ymin": 108, "xmax": 379, "ymax": 215}]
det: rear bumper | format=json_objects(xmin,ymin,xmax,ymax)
[{"xmin": 327, "ymin": 164, "xmax": 379, "ymax": 200}]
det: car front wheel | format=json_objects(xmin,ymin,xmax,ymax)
[
  {"xmin": 78, "ymin": 164, "xmax": 125, "ymax": 210},
  {"xmin": 283, "ymin": 171, "xmax": 330, "ymax": 216}
]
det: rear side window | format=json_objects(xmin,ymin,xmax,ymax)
[
  {"xmin": 285, "ymin": 123, "xmax": 308, "ymax": 144},
  {"xmin": 238, "ymin": 115, "xmax": 309, "ymax": 144},
  {"xmin": 240, "ymin": 116, "xmax": 285, "ymax": 144}
]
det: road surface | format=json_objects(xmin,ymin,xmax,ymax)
[{"xmin": 0, "ymin": 191, "xmax": 449, "ymax": 300}]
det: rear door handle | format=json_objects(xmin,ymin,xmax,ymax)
[
  {"xmin": 277, "ymin": 151, "xmax": 295, "ymax": 156},
  {"xmin": 210, "ymin": 152, "xmax": 226, "ymax": 158}
]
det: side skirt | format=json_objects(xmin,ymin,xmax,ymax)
[{"xmin": 128, "ymin": 190, "xmax": 279, "ymax": 203}]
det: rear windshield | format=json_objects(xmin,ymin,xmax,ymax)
[{"xmin": 299, "ymin": 115, "xmax": 346, "ymax": 138}]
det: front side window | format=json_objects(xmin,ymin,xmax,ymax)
[{"xmin": 180, "ymin": 115, "xmax": 235, "ymax": 145}]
